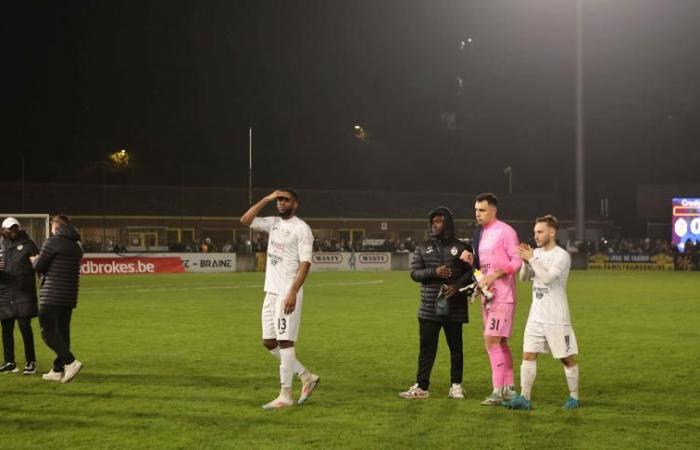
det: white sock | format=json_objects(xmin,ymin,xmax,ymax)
[
  {"xmin": 563, "ymin": 364, "xmax": 579, "ymax": 400},
  {"xmin": 279, "ymin": 387, "xmax": 292, "ymax": 401},
  {"xmin": 269, "ymin": 347, "xmax": 307, "ymax": 379},
  {"xmin": 520, "ymin": 360, "xmax": 537, "ymax": 400},
  {"xmin": 279, "ymin": 347, "xmax": 297, "ymax": 389},
  {"xmin": 492, "ymin": 386, "xmax": 502, "ymax": 395}
]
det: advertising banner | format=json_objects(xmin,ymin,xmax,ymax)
[
  {"xmin": 588, "ymin": 253, "xmax": 675, "ymax": 271},
  {"xmin": 178, "ymin": 253, "xmax": 237, "ymax": 272},
  {"xmin": 672, "ymin": 198, "xmax": 700, "ymax": 252},
  {"xmin": 81, "ymin": 253, "xmax": 237, "ymax": 275},
  {"xmin": 81, "ymin": 256, "xmax": 185, "ymax": 275},
  {"xmin": 310, "ymin": 252, "xmax": 392, "ymax": 272}
]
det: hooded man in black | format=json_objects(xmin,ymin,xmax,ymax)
[
  {"xmin": 0, "ymin": 218, "xmax": 40, "ymax": 374},
  {"xmin": 399, "ymin": 207, "xmax": 475, "ymax": 399},
  {"xmin": 31, "ymin": 214, "xmax": 84, "ymax": 383}
]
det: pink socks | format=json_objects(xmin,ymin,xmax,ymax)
[{"xmin": 487, "ymin": 343, "xmax": 514, "ymax": 388}]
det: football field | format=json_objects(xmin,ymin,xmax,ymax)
[{"xmin": 2, "ymin": 270, "xmax": 699, "ymax": 449}]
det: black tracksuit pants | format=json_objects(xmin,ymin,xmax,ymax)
[
  {"xmin": 1, "ymin": 317, "xmax": 36, "ymax": 364},
  {"xmin": 416, "ymin": 318, "xmax": 463, "ymax": 390},
  {"xmin": 38, "ymin": 305, "xmax": 76, "ymax": 371}
]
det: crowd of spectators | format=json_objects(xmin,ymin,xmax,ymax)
[
  {"xmin": 313, "ymin": 237, "xmax": 418, "ymax": 253},
  {"xmin": 600, "ymin": 237, "xmax": 675, "ymax": 255},
  {"xmin": 314, "ymin": 239, "xmax": 359, "ymax": 252}
]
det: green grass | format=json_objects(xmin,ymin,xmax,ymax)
[{"xmin": 2, "ymin": 270, "xmax": 699, "ymax": 449}]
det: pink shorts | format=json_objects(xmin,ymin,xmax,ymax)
[{"xmin": 482, "ymin": 302, "xmax": 515, "ymax": 338}]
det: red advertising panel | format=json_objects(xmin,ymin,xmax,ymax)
[{"xmin": 81, "ymin": 257, "xmax": 185, "ymax": 275}]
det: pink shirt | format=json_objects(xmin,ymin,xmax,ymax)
[{"xmin": 478, "ymin": 219, "xmax": 522, "ymax": 303}]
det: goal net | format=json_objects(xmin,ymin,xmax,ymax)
[{"xmin": 0, "ymin": 213, "xmax": 50, "ymax": 249}]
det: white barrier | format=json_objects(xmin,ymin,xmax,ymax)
[{"xmin": 177, "ymin": 253, "xmax": 237, "ymax": 273}]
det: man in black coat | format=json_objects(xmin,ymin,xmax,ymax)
[
  {"xmin": 399, "ymin": 207, "xmax": 475, "ymax": 399},
  {"xmin": 31, "ymin": 214, "xmax": 84, "ymax": 383},
  {"xmin": 0, "ymin": 217, "xmax": 39, "ymax": 374}
]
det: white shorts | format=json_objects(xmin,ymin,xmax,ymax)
[
  {"xmin": 261, "ymin": 290, "xmax": 303, "ymax": 342},
  {"xmin": 523, "ymin": 322, "xmax": 578, "ymax": 359}
]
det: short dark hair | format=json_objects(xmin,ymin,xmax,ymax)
[
  {"xmin": 52, "ymin": 214, "xmax": 71, "ymax": 225},
  {"xmin": 475, "ymin": 193, "xmax": 498, "ymax": 207},
  {"xmin": 536, "ymin": 214, "xmax": 559, "ymax": 230},
  {"xmin": 278, "ymin": 188, "xmax": 299, "ymax": 201}
]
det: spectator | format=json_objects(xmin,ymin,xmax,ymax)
[
  {"xmin": 201, "ymin": 237, "xmax": 217, "ymax": 253},
  {"xmin": 396, "ymin": 243, "xmax": 409, "ymax": 254}
]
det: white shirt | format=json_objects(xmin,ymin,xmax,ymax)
[
  {"xmin": 251, "ymin": 216, "xmax": 314, "ymax": 295},
  {"xmin": 521, "ymin": 246, "xmax": 572, "ymax": 325}
]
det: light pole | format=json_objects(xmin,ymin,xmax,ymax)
[
  {"xmin": 248, "ymin": 127, "xmax": 253, "ymax": 253},
  {"xmin": 575, "ymin": 0, "xmax": 585, "ymax": 243},
  {"xmin": 504, "ymin": 166, "xmax": 513, "ymax": 195}
]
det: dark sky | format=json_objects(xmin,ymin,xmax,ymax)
[{"xmin": 5, "ymin": 0, "xmax": 700, "ymax": 214}]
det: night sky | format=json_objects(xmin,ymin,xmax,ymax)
[{"xmin": 6, "ymin": 1, "xmax": 700, "ymax": 208}]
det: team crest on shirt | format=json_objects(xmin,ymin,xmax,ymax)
[
  {"xmin": 450, "ymin": 246, "xmax": 458, "ymax": 256},
  {"xmin": 17, "ymin": 245, "xmax": 23, "ymax": 251}
]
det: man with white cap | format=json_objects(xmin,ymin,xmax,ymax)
[{"xmin": 0, "ymin": 217, "xmax": 40, "ymax": 374}]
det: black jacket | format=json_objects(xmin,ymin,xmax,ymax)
[
  {"xmin": 32, "ymin": 224, "xmax": 83, "ymax": 309},
  {"xmin": 0, "ymin": 232, "xmax": 40, "ymax": 319},
  {"xmin": 410, "ymin": 207, "xmax": 474, "ymax": 323}
]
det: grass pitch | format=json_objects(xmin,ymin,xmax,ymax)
[{"xmin": 1, "ymin": 270, "xmax": 699, "ymax": 449}]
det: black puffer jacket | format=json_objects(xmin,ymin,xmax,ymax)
[
  {"xmin": 410, "ymin": 207, "xmax": 475, "ymax": 323},
  {"xmin": 0, "ymin": 232, "xmax": 40, "ymax": 319},
  {"xmin": 32, "ymin": 224, "xmax": 83, "ymax": 309}
]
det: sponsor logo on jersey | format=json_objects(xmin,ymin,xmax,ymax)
[
  {"xmin": 270, "ymin": 240, "xmax": 285, "ymax": 251},
  {"xmin": 312, "ymin": 254, "xmax": 343, "ymax": 263},
  {"xmin": 359, "ymin": 254, "xmax": 389, "ymax": 264},
  {"xmin": 534, "ymin": 286, "xmax": 549, "ymax": 299}
]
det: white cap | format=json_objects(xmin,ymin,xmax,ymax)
[{"xmin": 1, "ymin": 217, "xmax": 20, "ymax": 229}]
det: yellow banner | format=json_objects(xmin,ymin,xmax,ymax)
[{"xmin": 588, "ymin": 253, "xmax": 675, "ymax": 271}]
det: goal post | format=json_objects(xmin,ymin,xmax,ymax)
[{"xmin": 0, "ymin": 213, "xmax": 50, "ymax": 249}]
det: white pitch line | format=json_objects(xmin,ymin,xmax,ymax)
[{"xmin": 83, "ymin": 279, "xmax": 384, "ymax": 294}]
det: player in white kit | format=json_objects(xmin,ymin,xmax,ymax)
[
  {"xmin": 503, "ymin": 215, "xmax": 580, "ymax": 410},
  {"xmin": 240, "ymin": 188, "xmax": 320, "ymax": 409}
]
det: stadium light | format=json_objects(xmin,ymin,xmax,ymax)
[
  {"xmin": 108, "ymin": 149, "xmax": 130, "ymax": 169},
  {"xmin": 353, "ymin": 125, "xmax": 367, "ymax": 140}
]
